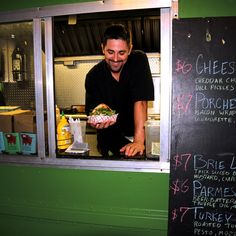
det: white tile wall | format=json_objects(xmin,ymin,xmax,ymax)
[
  {"xmin": 54, "ymin": 60, "xmax": 99, "ymax": 108},
  {"xmin": 54, "ymin": 53, "xmax": 160, "ymax": 111}
]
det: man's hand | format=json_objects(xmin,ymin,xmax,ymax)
[
  {"xmin": 120, "ymin": 101, "xmax": 147, "ymax": 157},
  {"xmin": 89, "ymin": 120, "xmax": 116, "ymax": 129},
  {"xmin": 120, "ymin": 142, "xmax": 145, "ymax": 157}
]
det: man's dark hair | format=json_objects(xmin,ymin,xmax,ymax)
[{"xmin": 102, "ymin": 24, "xmax": 131, "ymax": 46}]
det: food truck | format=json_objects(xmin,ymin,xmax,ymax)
[{"xmin": 0, "ymin": 0, "xmax": 235, "ymax": 235}]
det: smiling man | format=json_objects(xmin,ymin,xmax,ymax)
[{"xmin": 85, "ymin": 24, "xmax": 154, "ymax": 157}]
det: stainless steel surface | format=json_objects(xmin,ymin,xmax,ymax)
[
  {"xmin": 0, "ymin": 21, "xmax": 35, "ymax": 105},
  {"xmin": 0, "ymin": 154, "xmax": 170, "ymax": 173},
  {"xmin": 64, "ymin": 114, "xmax": 87, "ymax": 119},
  {"xmin": 33, "ymin": 18, "xmax": 46, "ymax": 158},
  {"xmin": 0, "ymin": 0, "xmax": 172, "ymax": 22},
  {"xmin": 160, "ymin": 8, "xmax": 172, "ymax": 162},
  {"xmin": 53, "ymin": 10, "xmax": 160, "ymax": 57},
  {"xmin": 45, "ymin": 17, "xmax": 56, "ymax": 158}
]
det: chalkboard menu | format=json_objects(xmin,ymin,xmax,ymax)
[{"xmin": 168, "ymin": 17, "xmax": 236, "ymax": 236}]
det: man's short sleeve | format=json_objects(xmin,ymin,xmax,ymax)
[{"xmin": 129, "ymin": 51, "xmax": 154, "ymax": 102}]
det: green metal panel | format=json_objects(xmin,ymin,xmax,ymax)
[
  {"xmin": 0, "ymin": 216, "xmax": 167, "ymax": 236},
  {"xmin": 0, "ymin": 214, "xmax": 167, "ymax": 236},
  {"xmin": 0, "ymin": 0, "xmax": 94, "ymax": 11},
  {"xmin": 0, "ymin": 164, "xmax": 169, "ymax": 235},
  {"xmin": 1, "ymin": 0, "xmax": 236, "ymax": 17},
  {"xmin": 179, "ymin": 0, "xmax": 236, "ymax": 18}
]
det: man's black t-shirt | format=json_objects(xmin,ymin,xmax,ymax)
[{"xmin": 85, "ymin": 50, "xmax": 154, "ymax": 156}]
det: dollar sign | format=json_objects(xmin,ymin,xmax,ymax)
[
  {"xmin": 171, "ymin": 209, "xmax": 178, "ymax": 221},
  {"xmin": 170, "ymin": 179, "xmax": 180, "ymax": 195},
  {"xmin": 175, "ymin": 59, "xmax": 192, "ymax": 75},
  {"xmin": 173, "ymin": 155, "xmax": 182, "ymax": 170}
]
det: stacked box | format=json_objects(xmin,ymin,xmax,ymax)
[
  {"xmin": 20, "ymin": 132, "xmax": 37, "ymax": 155},
  {"xmin": 3, "ymin": 132, "xmax": 21, "ymax": 154},
  {"xmin": 0, "ymin": 109, "xmax": 31, "ymax": 132},
  {"xmin": 14, "ymin": 111, "xmax": 37, "ymax": 133},
  {"xmin": 14, "ymin": 111, "xmax": 48, "ymax": 137},
  {"xmin": 0, "ymin": 115, "xmax": 13, "ymax": 132},
  {"xmin": 0, "ymin": 132, "xmax": 5, "ymax": 153}
]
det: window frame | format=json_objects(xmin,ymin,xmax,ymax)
[{"xmin": 0, "ymin": 0, "xmax": 176, "ymax": 173}]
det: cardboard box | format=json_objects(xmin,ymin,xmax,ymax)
[
  {"xmin": 14, "ymin": 111, "xmax": 48, "ymax": 134},
  {"xmin": 14, "ymin": 111, "xmax": 37, "ymax": 133},
  {"xmin": 0, "ymin": 109, "xmax": 31, "ymax": 132},
  {"xmin": 3, "ymin": 132, "xmax": 21, "ymax": 154},
  {"xmin": 20, "ymin": 132, "xmax": 37, "ymax": 155},
  {"xmin": 0, "ymin": 115, "xmax": 13, "ymax": 132}
]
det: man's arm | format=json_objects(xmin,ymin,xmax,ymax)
[
  {"xmin": 133, "ymin": 100, "xmax": 147, "ymax": 146},
  {"xmin": 120, "ymin": 100, "xmax": 147, "ymax": 157}
]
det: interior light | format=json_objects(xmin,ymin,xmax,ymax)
[{"xmin": 68, "ymin": 15, "xmax": 77, "ymax": 25}]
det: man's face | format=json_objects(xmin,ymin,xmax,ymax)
[{"xmin": 102, "ymin": 39, "xmax": 132, "ymax": 73}]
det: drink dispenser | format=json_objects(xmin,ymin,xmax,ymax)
[{"xmin": 145, "ymin": 119, "xmax": 160, "ymax": 159}]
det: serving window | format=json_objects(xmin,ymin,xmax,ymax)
[
  {"xmin": 53, "ymin": 10, "xmax": 163, "ymax": 162},
  {"xmin": 0, "ymin": 0, "xmax": 174, "ymax": 172},
  {"xmin": 54, "ymin": 54, "xmax": 160, "ymax": 160},
  {"xmin": 0, "ymin": 21, "xmax": 41, "ymax": 155}
]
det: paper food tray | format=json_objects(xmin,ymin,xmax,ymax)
[
  {"xmin": 65, "ymin": 141, "xmax": 89, "ymax": 154},
  {"xmin": 87, "ymin": 114, "xmax": 118, "ymax": 123}
]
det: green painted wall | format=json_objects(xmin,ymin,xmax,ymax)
[
  {"xmin": 0, "ymin": 165, "xmax": 169, "ymax": 236},
  {"xmin": 0, "ymin": 0, "xmax": 94, "ymax": 11},
  {"xmin": 179, "ymin": 0, "xmax": 236, "ymax": 18}
]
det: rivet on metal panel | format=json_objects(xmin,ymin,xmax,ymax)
[
  {"xmin": 206, "ymin": 29, "xmax": 211, "ymax": 42},
  {"xmin": 172, "ymin": 0, "xmax": 179, "ymax": 19}
]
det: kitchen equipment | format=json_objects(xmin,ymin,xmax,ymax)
[
  {"xmin": 71, "ymin": 105, "xmax": 85, "ymax": 113},
  {"xmin": 0, "ymin": 106, "xmax": 20, "ymax": 112},
  {"xmin": 145, "ymin": 119, "xmax": 160, "ymax": 159}
]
